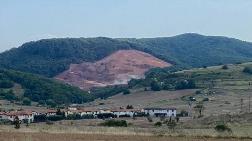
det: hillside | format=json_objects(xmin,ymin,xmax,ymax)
[
  {"xmin": 0, "ymin": 69, "xmax": 93, "ymax": 106},
  {"xmin": 90, "ymin": 62, "xmax": 252, "ymax": 116},
  {"xmin": 1, "ymin": 33, "xmax": 252, "ymax": 79},
  {"xmin": 0, "ymin": 37, "xmax": 134, "ymax": 77},
  {"xmin": 56, "ymin": 50, "xmax": 171, "ymax": 89},
  {"xmin": 125, "ymin": 33, "xmax": 252, "ymax": 68}
]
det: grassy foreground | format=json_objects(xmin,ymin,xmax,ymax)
[{"xmin": 0, "ymin": 131, "xmax": 251, "ymax": 141}]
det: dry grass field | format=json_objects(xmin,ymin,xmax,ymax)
[{"xmin": 1, "ymin": 131, "xmax": 252, "ymax": 141}]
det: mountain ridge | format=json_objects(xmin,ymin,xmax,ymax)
[{"xmin": 1, "ymin": 33, "xmax": 252, "ymax": 78}]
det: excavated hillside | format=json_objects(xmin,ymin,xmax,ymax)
[{"xmin": 56, "ymin": 50, "xmax": 171, "ymax": 89}]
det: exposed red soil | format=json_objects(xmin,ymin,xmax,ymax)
[{"xmin": 56, "ymin": 50, "xmax": 171, "ymax": 89}]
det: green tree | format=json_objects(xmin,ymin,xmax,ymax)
[
  {"xmin": 22, "ymin": 97, "xmax": 31, "ymax": 105},
  {"xmin": 150, "ymin": 80, "xmax": 161, "ymax": 91},
  {"xmin": 13, "ymin": 116, "xmax": 20, "ymax": 129}
]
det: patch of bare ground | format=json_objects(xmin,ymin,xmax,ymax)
[{"xmin": 56, "ymin": 50, "xmax": 171, "ymax": 89}]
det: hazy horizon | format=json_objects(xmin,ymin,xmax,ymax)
[{"xmin": 1, "ymin": 0, "xmax": 252, "ymax": 52}]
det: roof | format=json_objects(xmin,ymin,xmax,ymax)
[
  {"xmin": 143, "ymin": 107, "xmax": 176, "ymax": 110},
  {"xmin": 4, "ymin": 111, "xmax": 33, "ymax": 116}
]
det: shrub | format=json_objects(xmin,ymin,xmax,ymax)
[
  {"xmin": 150, "ymin": 80, "xmax": 161, "ymax": 91},
  {"xmin": 65, "ymin": 114, "xmax": 81, "ymax": 120},
  {"xmin": 178, "ymin": 110, "xmax": 189, "ymax": 117},
  {"xmin": 47, "ymin": 115, "xmax": 64, "ymax": 121},
  {"xmin": 34, "ymin": 114, "xmax": 47, "ymax": 122},
  {"xmin": 147, "ymin": 116, "xmax": 153, "ymax": 122},
  {"xmin": 167, "ymin": 120, "xmax": 177, "ymax": 129},
  {"xmin": 22, "ymin": 97, "xmax": 31, "ymax": 105},
  {"xmin": 123, "ymin": 89, "xmax": 130, "ymax": 95},
  {"xmin": 126, "ymin": 105, "xmax": 133, "ymax": 109},
  {"xmin": 0, "ymin": 80, "xmax": 14, "ymax": 88},
  {"xmin": 175, "ymin": 80, "xmax": 196, "ymax": 90},
  {"xmin": 100, "ymin": 120, "xmax": 128, "ymax": 127},
  {"xmin": 195, "ymin": 90, "xmax": 201, "ymax": 94},
  {"xmin": 203, "ymin": 98, "xmax": 209, "ymax": 101},
  {"xmin": 154, "ymin": 121, "xmax": 162, "ymax": 127},
  {"xmin": 46, "ymin": 99, "xmax": 57, "ymax": 108},
  {"xmin": 243, "ymin": 66, "xmax": 252, "ymax": 74},
  {"xmin": 0, "ymin": 119, "xmax": 12, "ymax": 125},
  {"xmin": 214, "ymin": 124, "xmax": 232, "ymax": 132},
  {"xmin": 222, "ymin": 65, "xmax": 228, "ymax": 70}
]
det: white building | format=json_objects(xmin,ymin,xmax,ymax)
[
  {"xmin": 144, "ymin": 108, "xmax": 176, "ymax": 117},
  {"xmin": 0, "ymin": 111, "xmax": 35, "ymax": 123}
]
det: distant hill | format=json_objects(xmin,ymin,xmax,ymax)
[
  {"xmin": 0, "ymin": 69, "xmax": 93, "ymax": 106},
  {"xmin": 124, "ymin": 33, "xmax": 252, "ymax": 68},
  {"xmin": 0, "ymin": 37, "xmax": 134, "ymax": 77},
  {"xmin": 1, "ymin": 33, "xmax": 252, "ymax": 78}
]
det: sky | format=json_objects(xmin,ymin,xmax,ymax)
[{"xmin": 0, "ymin": 0, "xmax": 252, "ymax": 52}]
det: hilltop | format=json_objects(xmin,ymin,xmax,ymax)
[{"xmin": 1, "ymin": 33, "xmax": 252, "ymax": 79}]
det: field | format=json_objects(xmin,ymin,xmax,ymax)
[
  {"xmin": 1, "ymin": 63, "xmax": 252, "ymax": 140},
  {"xmin": 1, "ymin": 132, "xmax": 252, "ymax": 141}
]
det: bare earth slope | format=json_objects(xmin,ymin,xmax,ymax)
[{"xmin": 56, "ymin": 50, "xmax": 171, "ymax": 89}]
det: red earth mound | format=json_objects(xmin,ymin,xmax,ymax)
[{"xmin": 56, "ymin": 50, "xmax": 171, "ymax": 89}]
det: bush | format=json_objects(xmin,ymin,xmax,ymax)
[
  {"xmin": 46, "ymin": 99, "xmax": 57, "ymax": 108},
  {"xmin": 150, "ymin": 80, "xmax": 161, "ymax": 91},
  {"xmin": 65, "ymin": 114, "xmax": 82, "ymax": 120},
  {"xmin": 154, "ymin": 121, "xmax": 162, "ymax": 127},
  {"xmin": 147, "ymin": 116, "xmax": 153, "ymax": 122},
  {"xmin": 47, "ymin": 115, "xmax": 64, "ymax": 121},
  {"xmin": 222, "ymin": 65, "xmax": 228, "ymax": 70},
  {"xmin": 177, "ymin": 110, "xmax": 189, "ymax": 117},
  {"xmin": 123, "ymin": 89, "xmax": 130, "ymax": 95},
  {"xmin": 214, "ymin": 124, "xmax": 232, "ymax": 132},
  {"xmin": 167, "ymin": 120, "xmax": 177, "ymax": 129},
  {"xmin": 0, "ymin": 119, "xmax": 12, "ymax": 125},
  {"xmin": 34, "ymin": 114, "xmax": 47, "ymax": 122},
  {"xmin": 175, "ymin": 80, "xmax": 196, "ymax": 90},
  {"xmin": 243, "ymin": 66, "xmax": 252, "ymax": 74},
  {"xmin": 195, "ymin": 90, "xmax": 201, "ymax": 94},
  {"xmin": 0, "ymin": 80, "xmax": 14, "ymax": 88},
  {"xmin": 22, "ymin": 97, "xmax": 31, "ymax": 105},
  {"xmin": 203, "ymin": 98, "xmax": 209, "ymax": 101},
  {"xmin": 126, "ymin": 105, "xmax": 133, "ymax": 109},
  {"xmin": 100, "ymin": 120, "xmax": 128, "ymax": 127}
]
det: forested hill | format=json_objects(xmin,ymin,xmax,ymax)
[
  {"xmin": 0, "ymin": 38, "xmax": 134, "ymax": 77},
  {"xmin": 0, "ymin": 69, "xmax": 93, "ymax": 106},
  {"xmin": 125, "ymin": 33, "xmax": 252, "ymax": 68},
  {"xmin": 1, "ymin": 33, "xmax": 252, "ymax": 77}
]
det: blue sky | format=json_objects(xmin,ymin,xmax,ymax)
[{"xmin": 0, "ymin": 0, "xmax": 252, "ymax": 52}]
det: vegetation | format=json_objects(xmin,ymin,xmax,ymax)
[
  {"xmin": 13, "ymin": 116, "xmax": 20, "ymax": 129},
  {"xmin": 1, "ymin": 33, "xmax": 252, "ymax": 78},
  {"xmin": 154, "ymin": 121, "xmax": 162, "ymax": 127},
  {"xmin": 215, "ymin": 124, "xmax": 232, "ymax": 132},
  {"xmin": 222, "ymin": 65, "xmax": 229, "ymax": 70},
  {"xmin": 0, "ymin": 38, "xmax": 133, "ymax": 77},
  {"xmin": 22, "ymin": 97, "xmax": 31, "ymax": 105},
  {"xmin": 194, "ymin": 102, "xmax": 205, "ymax": 118},
  {"xmin": 123, "ymin": 89, "xmax": 130, "ymax": 95},
  {"xmin": 91, "ymin": 86, "xmax": 129, "ymax": 99},
  {"xmin": 0, "ymin": 69, "xmax": 93, "ymax": 105},
  {"xmin": 243, "ymin": 66, "xmax": 252, "ymax": 74},
  {"xmin": 100, "ymin": 120, "xmax": 128, "ymax": 127}
]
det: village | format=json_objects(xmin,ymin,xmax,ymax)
[{"xmin": 0, "ymin": 106, "xmax": 177, "ymax": 124}]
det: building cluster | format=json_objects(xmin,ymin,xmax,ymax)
[{"xmin": 0, "ymin": 107, "xmax": 176, "ymax": 123}]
